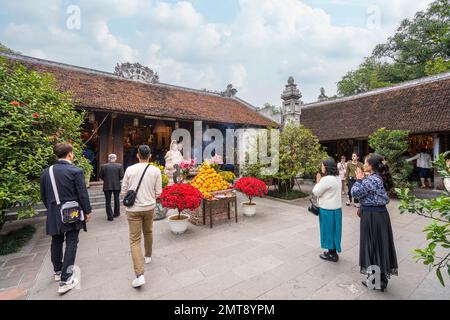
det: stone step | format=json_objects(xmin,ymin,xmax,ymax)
[
  {"xmin": 411, "ymin": 188, "xmax": 445, "ymax": 199},
  {"xmin": 5, "ymin": 201, "xmax": 109, "ymax": 221}
]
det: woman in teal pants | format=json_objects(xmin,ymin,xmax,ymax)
[{"xmin": 312, "ymin": 159, "xmax": 343, "ymax": 262}]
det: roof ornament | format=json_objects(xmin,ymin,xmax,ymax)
[
  {"xmin": 114, "ymin": 62, "xmax": 159, "ymax": 84},
  {"xmin": 221, "ymin": 84, "xmax": 238, "ymax": 98},
  {"xmin": 281, "ymin": 76, "xmax": 302, "ymax": 101},
  {"xmin": 318, "ymin": 87, "xmax": 329, "ymax": 102}
]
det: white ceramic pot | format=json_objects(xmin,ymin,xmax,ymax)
[
  {"xmin": 444, "ymin": 177, "xmax": 450, "ymax": 193},
  {"xmin": 242, "ymin": 202, "xmax": 257, "ymax": 217},
  {"xmin": 168, "ymin": 213, "xmax": 189, "ymax": 234}
]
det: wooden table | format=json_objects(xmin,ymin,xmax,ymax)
[{"xmin": 202, "ymin": 195, "xmax": 238, "ymax": 228}]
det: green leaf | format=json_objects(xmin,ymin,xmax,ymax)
[{"xmin": 436, "ymin": 269, "xmax": 445, "ymax": 287}]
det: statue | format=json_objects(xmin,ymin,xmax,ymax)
[
  {"xmin": 221, "ymin": 84, "xmax": 238, "ymax": 98},
  {"xmin": 164, "ymin": 140, "xmax": 184, "ymax": 184},
  {"xmin": 318, "ymin": 87, "xmax": 329, "ymax": 102}
]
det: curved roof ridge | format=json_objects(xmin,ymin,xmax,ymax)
[
  {"xmin": 303, "ymin": 72, "xmax": 450, "ymax": 109},
  {"xmin": 0, "ymin": 52, "xmax": 258, "ymax": 107}
]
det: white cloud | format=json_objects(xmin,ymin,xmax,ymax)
[{"xmin": 0, "ymin": 0, "xmax": 435, "ymax": 106}]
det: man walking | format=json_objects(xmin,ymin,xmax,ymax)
[
  {"xmin": 99, "ymin": 154, "xmax": 124, "ymax": 221},
  {"xmin": 121, "ymin": 145, "xmax": 162, "ymax": 288},
  {"xmin": 40, "ymin": 142, "xmax": 92, "ymax": 294}
]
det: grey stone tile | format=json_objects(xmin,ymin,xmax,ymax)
[
  {"xmin": 0, "ymin": 275, "xmax": 22, "ymax": 290},
  {"xmin": 3, "ymin": 255, "xmax": 35, "ymax": 267}
]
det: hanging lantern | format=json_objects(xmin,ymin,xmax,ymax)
[
  {"xmin": 133, "ymin": 117, "xmax": 139, "ymax": 127},
  {"xmin": 175, "ymin": 121, "xmax": 180, "ymax": 129}
]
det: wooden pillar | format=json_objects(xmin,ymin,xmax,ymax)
[{"xmin": 107, "ymin": 113, "xmax": 117, "ymax": 156}]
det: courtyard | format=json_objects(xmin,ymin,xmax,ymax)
[{"xmin": 2, "ymin": 192, "xmax": 449, "ymax": 300}]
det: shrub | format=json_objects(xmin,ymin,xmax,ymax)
[
  {"xmin": 369, "ymin": 128, "xmax": 413, "ymax": 189},
  {"xmin": 234, "ymin": 177, "xmax": 268, "ymax": 204},
  {"xmin": 160, "ymin": 184, "xmax": 203, "ymax": 219},
  {"xmin": 0, "ymin": 59, "xmax": 91, "ymax": 227}
]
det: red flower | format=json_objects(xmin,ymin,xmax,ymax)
[
  {"xmin": 160, "ymin": 184, "xmax": 203, "ymax": 218},
  {"xmin": 233, "ymin": 177, "xmax": 268, "ymax": 204},
  {"xmin": 10, "ymin": 101, "xmax": 20, "ymax": 107},
  {"xmin": 33, "ymin": 113, "xmax": 39, "ymax": 118}
]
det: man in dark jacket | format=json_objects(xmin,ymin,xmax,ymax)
[
  {"xmin": 99, "ymin": 154, "xmax": 124, "ymax": 221},
  {"xmin": 40, "ymin": 142, "xmax": 92, "ymax": 294}
]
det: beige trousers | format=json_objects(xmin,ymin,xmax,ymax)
[{"xmin": 127, "ymin": 210, "xmax": 154, "ymax": 276}]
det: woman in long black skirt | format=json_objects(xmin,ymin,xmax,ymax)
[{"xmin": 351, "ymin": 154, "xmax": 398, "ymax": 292}]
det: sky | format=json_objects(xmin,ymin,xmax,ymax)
[{"xmin": 0, "ymin": 0, "xmax": 434, "ymax": 107}]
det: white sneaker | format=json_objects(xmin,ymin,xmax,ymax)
[
  {"xmin": 132, "ymin": 275, "xmax": 146, "ymax": 288},
  {"xmin": 54, "ymin": 271, "xmax": 62, "ymax": 282},
  {"xmin": 144, "ymin": 257, "xmax": 152, "ymax": 264},
  {"xmin": 58, "ymin": 276, "xmax": 79, "ymax": 294}
]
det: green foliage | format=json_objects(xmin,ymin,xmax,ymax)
[
  {"xmin": 368, "ymin": 128, "xmax": 413, "ymax": 189},
  {"xmin": 433, "ymin": 151, "xmax": 450, "ymax": 177},
  {"xmin": 242, "ymin": 162, "xmax": 267, "ymax": 180},
  {"xmin": 0, "ymin": 59, "xmax": 91, "ymax": 225},
  {"xmin": 397, "ymin": 152, "xmax": 450, "ymax": 286},
  {"xmin": 274, "ymin": 124, "xmax": 328, "ymax": 194},
  {"xmin": 0, "ymin": 42, "xmax": 17, "ymax": 54},
  {"xmin": 425, "ymin": 57, "xmax": 450, "ymax": 76},
  {"xmin": 337, "ymin": 58, "xmax": 394, "ymax": 96},
  {"xmin": 268, "ymin": 189, "xmax": 309, "ymax": 200},
  {"xmin": 0, "ymin": 224, "xmax": 36, "ymax": 255},
  {"xmin": 337, "ymin": 0, "xmax": 450, "ymax": 96}
]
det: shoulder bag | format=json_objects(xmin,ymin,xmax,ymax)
[
  {"xmin": 123, "ymin": 164, "xmax": 150, "ymax": 207},
  {"xmin": 49, "ymin": 165, "xmax": 84, "ymax": 225},
  {"xmin": 308, "ymin": 196, "xmax": 320, "ymax": 216}
]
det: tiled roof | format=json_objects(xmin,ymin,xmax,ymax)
[
  {"xmin": 301, "ymin": 73, "xmax": 450, "ymax": 141},
  {"xmin": 1, "ymin": 53, "xmax": 275, "ymax": 127}
]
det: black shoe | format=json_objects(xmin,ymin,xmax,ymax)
[
  {"xmin": 320, "ymin": 252, "xmax": 339, "ymax": 262},
  {"xmin": 107, "ymin": 217, "xmax": 114, "ymax": 221},
  {"xmin": 113, "ymin": 214, "xmax": 120, "ymax": 218}
]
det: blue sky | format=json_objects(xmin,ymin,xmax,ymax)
[{"xmin": 0, "ymin": 0, "xmax": 433, "ymax": 106}]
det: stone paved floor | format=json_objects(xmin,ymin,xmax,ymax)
[{"xmin": 2, "ymin": 193, "xmax": 450, "ymax": 300}]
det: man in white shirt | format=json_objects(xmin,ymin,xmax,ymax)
[
  {"xmin": 406, "ymin": 148, "xmax": 433, "ymax": 188},
  {"xmin": 121, "ymin": 145, "xmax": 162, "ymax": 288}
]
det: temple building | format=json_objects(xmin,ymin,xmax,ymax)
[
  {"xmin": 261, "ymin": 74, "xmax": 450, "ymax": 187},
  {"xmin": 1, "ymin": 53, "xmax": 275, "ymax": 180}
]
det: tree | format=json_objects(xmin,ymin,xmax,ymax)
[
  {"xmin": 0, "ymin": 58, "xmax": 91, "ymax": 228},
  {"xmin": 368, "ymin": 128, "xmax": 413, "ymax": 189},
  {"xmin": 373, "ymin": 0, "xmax": 449, "ymax": 66},
  {"xmin": 337, "ymin": 0, "xmax": 450, "ymax": 96},
  {"xmin": 0, "ymin": 42, "xmax": 17, "ymax": 54},
  {"xmin": 397, "ymin": 152, "xmax": 450, "ymax": 286},
  {"xmin": 274, "ymin": 124, "xmax": 328, "ymax": 194},
  {"xmin": 337, "ymin": 58, "xmax": 394, "ymax": 96}
]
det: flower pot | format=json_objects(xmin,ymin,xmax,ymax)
[
  {"xmin": 168, "ymin": 213, "xmax": 189, "ymax": 234},
  {"xmin": 444, "ymin": 177, "xmax": 450, "ymax": 193},
  {"xmin": 242, "ymin": 202, "xmax": 257, "ymax": 217}
]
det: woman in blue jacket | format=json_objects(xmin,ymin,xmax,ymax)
[{"xmin": 351, "ymin": 154, "xmax": 398, "ymax": 292}]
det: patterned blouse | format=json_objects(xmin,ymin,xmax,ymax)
[{"xmin": 350, "ymin": 174, "xmax": 390, "ymax": 206}]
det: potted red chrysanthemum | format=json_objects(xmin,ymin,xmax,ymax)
[
  {"xmin": 160, "ymin": 183, "xmax": 203, "ymax": 234},
  {"xmin": 234, "ymin": 177, "xmax": 268, "ymax": 217}
]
